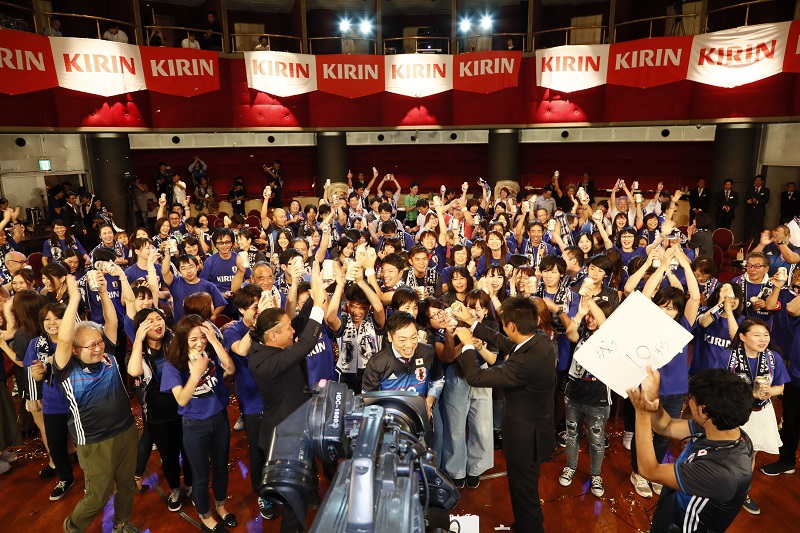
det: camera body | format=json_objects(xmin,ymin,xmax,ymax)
[{"xmin": 261, "ymin": 381, "xmax": 459, "ymax": 533}]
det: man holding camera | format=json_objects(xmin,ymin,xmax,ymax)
[{"xmin": 453, "ymin": 296, "xmax": 556, "ymax": 533}]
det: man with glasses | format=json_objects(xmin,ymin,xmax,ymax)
[
  {"xmin": 54, "ymin": 276, "xmax": 141, "ymax": 533},
  {"xmin": 161, "ymin": 248, "xmax": 226, "ymax": 323},
  {"xmin": 732, "ymin": 252, "xmax": 776, "ymax": 326},
  {"xmin": 750, "ymin": 225, "xmax": 800, "ymax": 276},
  {"xmin": 1, "ymin": 251, "xmax": 26, "ymax": 289},
  {"xmin": 201, "ymin": 228, "xmax": 249, "ymax": 317}
]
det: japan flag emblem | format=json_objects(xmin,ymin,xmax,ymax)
[{"xmin": 415, "ymin": 367, "xmax": 427, "ymax": 382}]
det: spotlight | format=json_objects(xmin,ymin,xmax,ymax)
[
  {"xmin": 339, "ymin": 20, "xmax": 350, "ymax": 32},
  {"xmin": 459, "ymin": 19, "xmax": 471, "ymax": 33},
  {"xmin": 480, "ymin": 16, "xmax": 492, "ymax": 31},
  {"xmin": 360, "ymin": 20, "xmax": 372, "ymax": 34}
]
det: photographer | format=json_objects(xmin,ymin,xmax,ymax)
[{"xmin": 452, "ymin": 296, "xmax": 556, "ymax": 533}]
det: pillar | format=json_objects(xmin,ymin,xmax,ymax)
[
  {"xmin": 316, "ymin": 132, "xmax": 348, "ymax": 192},
  {"xmin": 710, "ymin": 124, "xmax": 762, "ymax": 242},
  {"xmin": 487, "ymin": 129, "xmax": 520, "ymax": 197},
  {"xmin": 86, "ymin": 133, "xmax": 135, "ymax": 231}
]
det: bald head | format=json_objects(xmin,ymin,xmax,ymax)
[
  {"xmin": 5, "ymin": 251, "xmax": 26, "ymax": 275},
  {"xmin": 273, "ymin": 208, "xmax": 287, "ymax": 227}
]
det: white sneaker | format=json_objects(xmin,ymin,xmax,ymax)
[
  {"xmin": 622, "ymin": 431, "xmax": 633, "ymax": 451},
  {"xmin": 558, "ymin": 467, "xmax": 576, "ymax": 487},
  {"xmin": 590, "ymin": 475, "xmax": 605, "ymax": 498},
  {"xmin": 630, "ymin": 472, "xmax": 652, "ymax": 498},
  {"xmin": 651, "ymin": 482, "xmax": 662, "ymax": 496}
]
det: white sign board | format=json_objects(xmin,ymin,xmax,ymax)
[{"xmin": 573, "ymin": 291, "xmax": 693, "ymax": 398}]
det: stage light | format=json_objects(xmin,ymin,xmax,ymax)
[
  {"xmin": 480, "ymin": 16, "xmax": 492, "ymax": 31},
  {"xmin": 339, "ymin": 20, "xmax": 350, "ymax": 32},
  {"xmin": 460, "ymin": 19, "xmax": 471, "ymax": 33},
  {"xmin": 360, "ymin": 20, "xmax": 372, "ymax": 34}
]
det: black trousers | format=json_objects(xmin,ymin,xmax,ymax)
[
  {"xmin": 43, "ymin": 412, "xmax": 74, "ymax": 483},
  {"xmin": 243, "ymin": 413, "xmax": 267, "ymax": 495},
  {"xmin": 149, "ymin": 418, "xmax": 192, "ymax": 489},
  {"xmin": 742, "ymin": 209, "xmax": 765, "ymax": 242},
  {"xmin": 779, "ymin": 383, "xmax": 800, "ymax": 466},
  {"xmin": 716, "ymin": 210, "xmax": 734, "ymax": 230},
  {"xmin": 507, "ymin": 458, "xmax": 543, "ymax": 533}
]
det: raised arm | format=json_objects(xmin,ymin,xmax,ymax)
[
  {"xmin": 161, "ymin": 245, "xmax": 175, "ymax": 286},
  {"xmin": 325, "ymin": 266, "xmax": 346, "ymax": 332},
  {"xmin": 157, "ymin": 195, "xmax": 167, "ymax": 220},
  {"xmin": 96, "ymin": 275, "xmax": 118, "ymax": 343},
  {"xmin": 357, "ymin": 249, "xmax": 385, "ymax": 329},
  {"xmin": 260, "ymin": 186, "xmax": 272, "ymax": 227},
  {"xmin": 676, "ymin": 245, "xmax": 701, "ymax": 324},
  {"xmin": 55, "ymin": 276, "xmax": 81, "ymax": 370}
]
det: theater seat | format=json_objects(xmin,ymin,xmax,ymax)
[{"xmin": 27, "ymin": 252, "xmax": 44, "ymax": 286}]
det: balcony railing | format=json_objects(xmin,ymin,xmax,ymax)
[
  {"xmin": 383, "ymin": 36, "xmax": 451, "ymax": 55},
  {"xmin": 613, "ymin": 13, "xmax": 700, "ymax": 42},
  {"xmin": 457, "ymin": 32, "xmax": 526, "ymax": 53},
  {"xmin": 705, "ymin": 0, "xmax": 780, "ymax": 30},
  {"xmin": 231, "ymin": 32, "xmax": 303, "ymax": 54},
  {"xmin": 45, "ymin": 11, "xmax": 137, "ymax": 43},
  {"xmin": 308, "ymin": 36, "xmax": 377, "ymax": 55},
  {"xmin": 531, "ymin": 25, "xmax": 607, "ymax": 50}
]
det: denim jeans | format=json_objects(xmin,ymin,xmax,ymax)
[
  {"xmin": 441, "ymin": 364, "xmax": 494, "ymax": 478},
  {"xmin": 564, "ymin": 398, "xmax": 610, "ymax": 476},
  {"xmin": 631, "ymin": 394, "xmax": 685, "ymax": 474},
  {"xmin": 182, "ymin": 410, "xmax": 230, "ymax": 515}
]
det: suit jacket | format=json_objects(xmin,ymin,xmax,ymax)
[
  {"xmin": 689, "ymin": 187, "xmax": 711, "ymax": 213},
  {"xmin": 61, "ymin": 202, "xmax": 85, "ymax": 234},
  {"xmin": 714, "ymin": 189, "xmax": 738, "ymax": 212},
  {"xmin": 249, "ymin": 298, "xmax": 322, "ymax": 451},
  {"xmin": 457, "ymin": 322, "xmax": 556, "ymax": 463},
  {"xmin": 745, "ymin": 186, "xmax": 770, "ymax": 213},
  {"xmin": 781, "ymin": 190, "xmax": 800, "ymax": 218}
]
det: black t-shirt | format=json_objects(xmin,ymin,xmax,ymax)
[
  {"xmin": 651, "ymin": 421, "xmax": 753, "ymax": 533},
  {"xmin": 565, "ymin": 325, "xmax": 610, "ymax": 406},
  {"xmin": 125, "ymin": 341, "xmax": 180, "ymax": 424}
]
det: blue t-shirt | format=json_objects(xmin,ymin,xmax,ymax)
[
  {"xmin": 223, "ymin": 320, "xmax": 264, "ymax": 416},
  {"xmin": 82, "ymin": 272, "xmax": 125, "ymax": 324},
  {"xmin": 125, "ymin": 262, "xmax": 163, "ymax": 285},
  {"xmin": 23, "ymin": 337, "xmax": 70, "ymax": 415},
  {"xmin": 42, "ymin": 238, "xmax": 87, "ymax": 261},
  {"xmin": 745, "ymin": 352, "xmax": 789, "ymax": 388},
  {"xmin": 160, "ymin": 353, "xmax": 229, "ymax": 420},
  {"xmin": 770, "ymin": 288, "xmax": 800, "ymax": 357},
  {"xmin": 55, "ymin": 343, "xmax": 135, "ymax": 445},
  {"xmin": 476, "ymin": 252, "xmax": 513, "ymax": 278},
  {"xmin": 690, "ymin": 314, "xmax": 744, "ymax": 375},
  {"xmin": 659, "ymin": 316, "xmax": 694, "ymax": 396},
  {"xmin": 167, "ymin": 276, "xmax": 227, "ymax": 322},
  {"xmin": 306, "ymin": 324, "xmax": 338, "ymax": 387},
  {"xmin": 200, "ymin": 253, "xmax": 248, "ymax": 296}
]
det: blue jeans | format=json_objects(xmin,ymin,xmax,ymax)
[
  {"xmin": 564, "ymin": 398, "xmax": 610, "ymax": 476},
  {"xmin": 441, "ymin": 365, "xmax": 494, "ymax": 478},
  {"xmin": 182, "ymin": 410, "xmax": 230, "ymax": 516},
  {"xmin": 631, "ymin": 394, "xmax": 685, "ymax": 474}
]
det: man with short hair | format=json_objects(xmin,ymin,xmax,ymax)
[
  {"xmin": 533, "ymin": 189, "xmax": 556, "ymax": 218},
  {"xmin": 161, "ymin": 251, "xmax": 226, "ymax": 322},
  {"xmin": 404, "ymin": 182, "xmax": 421, "ymax": 230},
  {"xmin": 732, "ymin": 251, "xmax": 774, "ymax": 325},
  {"xmin": 688, "ymin": 178, "xmax": 712, "ymax": 224},
  {"xmin": 453, "ymin": 297, "xmax": 556, "ymax": 533},
  {"xmin": 780, "ymin": 182, "xmax": 799, "ymax": 224},
  {"xmin": 181, "ymin": 32, "xmax": 201, "ymax": 49},
  {"xmin": 574, "ymin": 254, "xmax": 620, "ymax": 307},
  {"xmin": 628, "ymin": 368, "xmax": 754, "ymax": 533},
  {"xmin": 405, "ymin": 245, "xmax": 442, "ymax": 298},
  {"xmin": 202, "ymin": 11, "xmax": 222, "ymax": 51},
  {"xmin": 201, "ymin": 228, "xmax": 246, "ymax": 314},
  {"xmin": 743, "ymin": 175, "xmax": 770, "ymax": 241},
  {"xmin": 63, "ymin": 191, "xmax": 86, "ymax": 236},
  {"xmin": 750, "ymin": 225, "xmax": 800, "ymax": 276},
  {"xmin": 102, "ymin": 24, "xmax": 129, "ymax": 43},
  {"xmin": 254, "ymin": 35, "xmax": 270, "ymax": 51},
  {"xmin": 714, "ymin": 179, "xmax": 738, "ymax": 230}
]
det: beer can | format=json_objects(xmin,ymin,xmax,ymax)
[
  {"xmin": 635, "ymin": 193, "xmax": 643, "ymax": 203},
  {"xmin": 87, "ymin": 270, "xmax": 100, "ymax": 292},
  {"xmin": 322, "ymin": 259, "xmax": 335, "ymax": 282},
  {"xmin": 777, "ymin": 267, "xmax": 788, "ymax": 281},
  {"xmin": 547, "ymin": 219, "xmax": 556, "ymax": 232},
  {"xmin": 755, "ymin": 375, "xmax": 771, "ymax": 396},
  {"xmin": 239, "ymin": 250, "xmax": 250, "ymax": 269},
  {"xmin": 417, "ymin": 330, "xmax": 427, "ymax": 343}
]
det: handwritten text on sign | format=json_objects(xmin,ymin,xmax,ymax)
[{"xmin": 573, "ymin": 291, "xmax": 693, "ymax": 398}]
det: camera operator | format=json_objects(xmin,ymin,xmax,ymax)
[
  {"xmin": 627, "ymin": 367, "xmax": 754, "ymax": 532},
  {"xmin": 249, "ymin": 262, "xmax": 328, "ymax": 532},
  {"xmin": 452, "ymin": 296, "xmax": 556, "ymax": 533}
]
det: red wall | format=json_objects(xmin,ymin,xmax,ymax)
[{"xmin": 130, "ymin": 141, "xmax": 712, "ymax": 202}]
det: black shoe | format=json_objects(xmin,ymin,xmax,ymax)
[
  {"xmin": 50, "ymin": 479, "xmax": 75, "ymax": 501},
  {"xmin": 258, "ymin": 498, "xmax": 278, "ymax": 520},
  {"xmin": 39, "ymin": 465, "xmax": 56, "ymax": 478},
  {"xmin": 493, "ymin": 430, "xmax": 503, "ymax": 451},
  {"xmin": 452, "ymin": 477, "xmax": 466, "ymax": 489},
  {"xmin": 215, "ymin": 510, "xmax": 237, "ymax": 528},
  {"xmin": 308, "ymin": 489, "xmax": 321, "ymax": 511},
  {"xmin": 466, "ymin": 475, "xmax": 480, "ymax": 489},
  {"xmin": 199, "ymin": 523, "xmax": 227, "ymax": 533}
]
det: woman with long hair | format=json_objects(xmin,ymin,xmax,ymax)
[
  {"xmin": 21, "ymin": 302, "xmax": 76, "ymax": 498},
  {"xmin": 476, "ymin": 231, "xmax": 510, "ymax": 278},
  {"xmin": 482, "ymin": 265, "xmax": 508, "ymax": 319},
  {"xmin": 91, "ymin": 224, "xmax": 129, "ymax": 267},
  {"xmin": 152, "ymin": 217, "xmax": 172, "ymax": 251},
  {"xmin": 728, "ymin": 317, "xmax": 789, "ymax": 515},
  {"xmin": 42, "ymin": 220, "xmax": 88, "ymax": 266},
  {"xmin": 442, "ymin": 266, "xmax": 473, "ymax": 307},
  {"xmin": 161, "ymin": 315, "xmax": 236, "ymax": 533},
  {"xmin": 441, "ymin": 244, "xmax": 470, "ymax": 293},
  {"xmin": 691, "ymin": 283, "xmax": 745, "ymax": 374},
  {"xmin": 128, "ymin": 308, "xmax": 192, "ymax": 512},
  {"xmin": 11, "ymin": 269, "xmax": 37, "ymax": 294},
  {"xmin": 60, "ymin": 248, "xmax": 86, "ymax": 280}
]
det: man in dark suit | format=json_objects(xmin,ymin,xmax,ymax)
[
  {"xmin": 688, "ymin": 178, "xmax": 712, "ymax": 224},
  {"xmin": 249, "ymin": 266, "xmax": 327, "ymax": 533},
  {"xmin": 61, "ymin": 190, "xmax": 86, "ymax": 236},
  {"xmin": 743, "ymin": 175, "xmax": 770, "ymax": 241},
  {"xmin": 714, "ymin": 179, "xmax": 738, "ymax": 230},
  {"xmin": 780, "ymin": 182, "xmax": 799, "ymax": 224},
  {"xmin": 453, "ymin": 297, "xmax": 556, "ymax": 533},
  {"xmin": 580, "ymin": 172, "xmax": 595, "ymax": 205}
]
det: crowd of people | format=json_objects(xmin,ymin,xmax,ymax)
[{"xmin": 0, "ymin": 165, "xmax": 799, "ymax": 533}]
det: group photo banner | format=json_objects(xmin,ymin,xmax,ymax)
[{"xmin": 2, "ymin": 21, "xmax": 800, "ymax": 98}]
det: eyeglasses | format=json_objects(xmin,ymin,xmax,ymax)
[
  {"xmin": 7, "ymin": 259, "xmax": 26, "ymax": 264},
  {"xmin": 216, "ymin": 240, "xmax": 233, "ymax": 245},
  {"xmin": 745, "ymin": 264, "xmax": 767, "ymax": 270},
  {"xmin": 77, "ymin": 340, "xmax": 105, "ymax": 351},
  {"xmin": 429, "ymin": 310, "xmax": 445, "ymax": 320}
]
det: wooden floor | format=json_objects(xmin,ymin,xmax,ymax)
[{"xmin": 2, "ymin": 397, "xmax": 799, "ymax": 533}]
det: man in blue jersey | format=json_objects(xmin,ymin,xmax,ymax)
[
  {"xmin": 161, "ymin": 251, "xmax": 227, "ymax": 322},
  {"xmin": 628, "ymin": 367, "xmax": 753, "ymax": 533},
  {"xmin": 54, "ymin": 276, "xmax": 140, "ymax": 533},
  {"xmin": 361, "ymin": 311, "xmax": 443, "ymax": 417}
]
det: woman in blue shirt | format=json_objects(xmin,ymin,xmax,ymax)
[
  {"xmin": 42, "ymin": 220, "xmax": 88, "ymax": 266},
  {"xmin": 161, "ymin": 315, "xmax": 236, "ymax": 533},
  {"xmin": 691, "ymin": 284, "xmax": 745, "ymax": 374}
]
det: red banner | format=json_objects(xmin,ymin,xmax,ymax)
[
  {"xmin": 453, "ymin": 51, "xmax": 522, "ymax": 93},
  {"xmin": 782, "ymin": 20, "xmax": 800, "ymax": 72},
  {"xmin": 0, "ymin": 29, "xmax": 58, "ymax": 95},
  {"xmin": 140, "ymin": 47, "xmax": 219, "ymax": 97},
  {"xmin": 316, "ymin": 54, "xmax": 383, "ymax": 98},
  {"xmin": 607, "ymin": 36, "xmax": 692, "ymax": 88}
]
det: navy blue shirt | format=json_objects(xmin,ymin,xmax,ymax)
[
  {"xmin": 223, "ymin": 320, "xmax": 264, "ymax": 415},
  {"xmin": 161, "ymin": 352, "xmax": 229, "ymax": 420}
]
